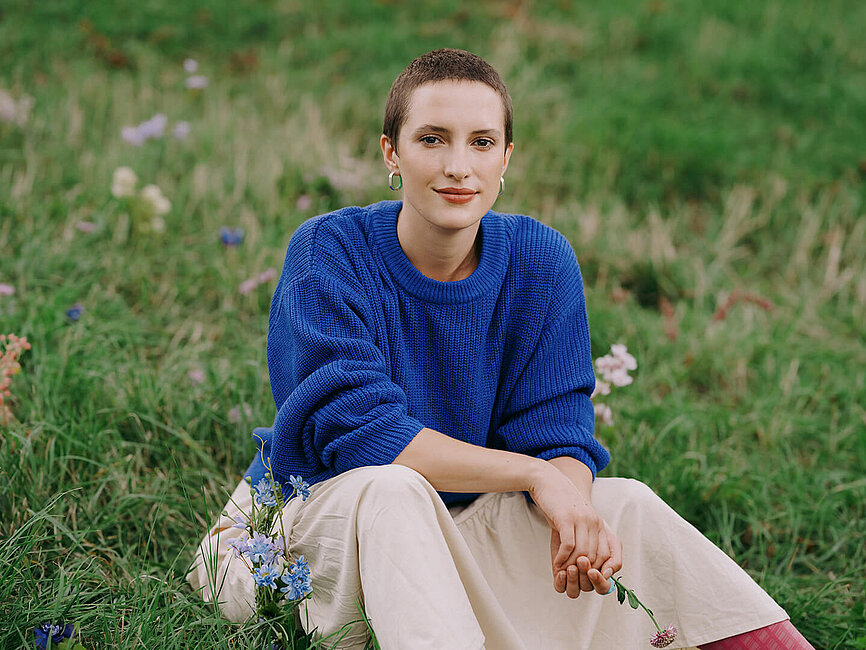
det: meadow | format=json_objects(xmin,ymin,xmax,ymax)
[{"xmin": 1, "ymin": 0, "xmax": 865, "ymax": 647}]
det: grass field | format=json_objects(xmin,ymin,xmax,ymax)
[{"xmin": 2, "ymin": 1, "xmax": 865, "ymax": 647}]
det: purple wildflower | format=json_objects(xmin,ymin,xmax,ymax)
[
  {"xmin": 227, "ymin": 535, "xmax": 250, "ymax": 558},
  {"xmin": 121, "ymin": 125, "xmax": 146, "ymax": 146},
  {"xmin": 650, "ymin": 625, "xmax": 678, "ymax": 648},
  {"xmin": 138, "ymin": 113, "xmax": 167, "ymax": 139},
  {"xmin": 246, "ymin": 532, "xmax": 276, "ymax": 564},
  {"xmin": 185, "ymin": 75, "xmax": 209, "ymax": 90},
  {"xmin": 172, "ymin": 121, "xmax": 190, "ymax": 139},
  {"xmin": 65, "ymin": 303, "xmax": 84, "ymax": 322},
  {"xmin": 33, "ymin": 621, "xmax": 74, "ymax": 649},
  {"xmin": 219, "ymin": 227, "xmax": 244, "ymax": 247},
  {"xmin": 0, "ymin": 283, "xmax": 14, "ymax": 296}
]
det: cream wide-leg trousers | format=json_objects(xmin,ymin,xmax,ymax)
[{"xmin": 186, "ymin": 465, "xmax": 788, "ymax": 649}]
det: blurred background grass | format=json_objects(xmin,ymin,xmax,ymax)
[{"xmin": 1, "ymin": 0, "xmax": 865, "ymax": 648}]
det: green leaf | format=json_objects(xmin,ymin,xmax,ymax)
[
  {"xmin": 616, "ymin": 582, "xmax": 626, "ymax": 605},
  {"xmin": 627, "ymin": 590, "xmax": 639, "ymax": 609}
]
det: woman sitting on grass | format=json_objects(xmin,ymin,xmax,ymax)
[{"xmin": 189, "ymin": 48, "xmax": 813, "ymax": 650}]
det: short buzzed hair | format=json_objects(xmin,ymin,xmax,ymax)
[{"xmin": 383, "ymin": 48, "xmax": 513, "ymax": 151}]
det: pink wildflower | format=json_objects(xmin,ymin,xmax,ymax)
[
  {"xmin": 239, "ymin": 268, "xmax": 277, "ymax": 295},
  {"xmin": 296, "ymin": 194, "xmax": 312, "ymax": 211},
  {"xmin": 228, "ymin": 403, "xmax": 253, "ymax": 423},
  {"xmin": 183, "ymin": 59, "xmax": 199, "ymax": 73},
  {"xmin": 75, "ymin": 221, "xmax": 96, "ymax": 233},
  {"xmin": 591, "ymin": 379, "xmax": 611, "ymax": 398},
  {"xmin": 188, "ymin": 368, "xmax": 206, "ymax": 384},
  {"xmin": 595, "ymin": 403, "xmax": 613, "ymax": 426},
  {"xmin": 650, "ymin": 625, "xmax": 678, "ymax": 648},
  {"xmin": 0, "ymin": 284, "xmax": 14, "ymax": 296},
  {"xmin": 239, "ymin": 279, "xmax": 258, "ymax": 295},
  {"xmin": 1, "ymin": 333, "xmax": 31, "ymax": 425},
  {"xmin": 256, "ymin": 268, "xmax": 276, "ymax": 284}
]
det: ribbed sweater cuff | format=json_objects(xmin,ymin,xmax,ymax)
[
  {"xmin": 333, "ymin": 412, "xmax": 427, "ymax": 474},
  {"xmin": 536, "ymin": 446, "xmax": 599, "ymax": 479}
]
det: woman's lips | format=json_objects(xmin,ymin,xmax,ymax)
[{"xmin": 436, "ymin": 188, "xmax": 477, "ymax": 204}]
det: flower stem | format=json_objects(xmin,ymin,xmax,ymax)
[{"xmin": 610, "ymin": 576, "xmax": 663, "ymax": 633}]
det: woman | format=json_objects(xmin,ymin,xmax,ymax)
[{"xmin": 188, "ymin": 49, "xmax": 812, "ymax": 649}]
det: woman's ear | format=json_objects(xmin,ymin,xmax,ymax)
[
  {"xmin": 501, "ymin": 142, "xmax": 514, "ymax": 176},
  {"xmin": 380, "ymin": 134, "xmax": 399, "ymax": 172}
]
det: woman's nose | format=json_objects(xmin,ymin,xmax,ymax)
[{"xmin": 443, "ymin": 147, "xmax": 470, "ymax": 180}]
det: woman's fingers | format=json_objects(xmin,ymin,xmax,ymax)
[
  {"xmin": 565, "ymin": 565, "xmax": 582, "ymax": 599},
  {"xmin": 587, "ymin": 567, "xmax": 611, "ymax": 595},
  {"xmin": 576, "ymin": 555, "xmax": 594, "ymax": 591},
  {"xmin": 599, "ymin": 526, "xmax": 623, "ymax": 577},
  {"xmin": 554, "ymin": 569, "xmax": 567, "ymax": 594}
]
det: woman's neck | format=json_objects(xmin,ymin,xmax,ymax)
[{"xmin": 396, "ymin": 210, "xmax": 481, "ymax": 283}]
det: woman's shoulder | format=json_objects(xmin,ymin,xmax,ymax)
[
  {"xmin": 282, "ymin": 203, "xmax": 381, "ymax": 281},
  {"xmin": 492, "ymin": 209, "xmax": 580, "ymax": 272}
]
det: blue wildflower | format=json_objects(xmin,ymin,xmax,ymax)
[
  {"xmin": 246, "ymin": 532, "xmax": 276, "ymax": 564},
  {"xmin": 65, "ymin": 303, "xmax": 84, "ymax": 322},
  {"xmin": 33, "ymin": 621, "xmax": 74, "ymax": 649},
  {"xmin": 219, "ymin": 227, "xmax": 244, "ymax": 246},
  {"xmin": 253, "ymin": 563, "xmax": 280, "ymax": 589},
  {"xmin": 280, "ymin": 556, "xmax": 312, "ymax": 600},
  {"xmin": 254, "ymin": 478, "xmax": 277, "ymax": 507},
  {"xmin": 289, "ymin": 475, "xmax": 310, "ymax": 501}
]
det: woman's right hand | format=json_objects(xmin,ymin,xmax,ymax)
[{"xmin": 528, "ymin": 463, "xmax": 622, "ymax": 598}]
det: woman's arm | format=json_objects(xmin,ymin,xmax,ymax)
[{"xmin": 394, "ymin": 427, "xmax": 615, "ymax": 597}]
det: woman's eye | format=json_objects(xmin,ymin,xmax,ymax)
[
  {"xmin": 421, "ymin": 136, "xmax": 440, "ymax": 145},
  {"xmin": 474, "ymin": 138, "xmax": 493, "ymax": 148}
]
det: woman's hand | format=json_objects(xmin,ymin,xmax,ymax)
[{"xmin": 528, "ymin": 463, "xmax": 622, "ymax": 598}]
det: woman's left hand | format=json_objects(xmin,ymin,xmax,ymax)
[{"xmin": 552, "ymin": 517, "xmax": 622, "ymax": 598}]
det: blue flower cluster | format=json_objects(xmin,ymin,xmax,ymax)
[
  {"xmin": 225, "ymin": 471, "xmax": 315, "ymax": 611},
  {"xmin": 280, "ymin": 556, "xmax": 312, "ymax": 601},
  {"xmin": 254, "ymin": 478, "xmax": 278, "ymax": 507},
  {"xmin": 33, "ymin": 621, "xmax": 74, "ymax": 649}
]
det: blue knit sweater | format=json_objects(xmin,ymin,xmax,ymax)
[{"xmin": 244, "ymin": 200, "xmax": 609, "ymax": 504}]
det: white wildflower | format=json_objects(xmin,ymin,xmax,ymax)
[
  {"xmin": 111, "ymin": 166, "xmax": 138, "ymax": 198},
  {"xmin": 0, "ymin": 89, "xmax": 34, "ymax": 126},
  {"xmin": 183, "ymin": 58, "xmax": 198, "ymax": 73},
  {"xmin": 139, "ymin": 184, "xmax": 171, "ymax": 216},
  {"xmin": 185, "ymin": 75, "xmax": 209, "ymax": 90}
]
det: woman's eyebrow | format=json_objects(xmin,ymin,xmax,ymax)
[{"xmin": 411, "ymin": 124, "xmax": 502, "ymax": 137}]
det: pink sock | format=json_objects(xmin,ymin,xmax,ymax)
[{"xmin": 698, "ymin": 620, "xmax": 815, "ymax": 650}]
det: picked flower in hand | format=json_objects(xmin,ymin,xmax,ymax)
[{"xmin": 609, "ymin": 576, "xmax": 678, "ymax": 648}]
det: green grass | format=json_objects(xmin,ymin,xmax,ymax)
[{"xmin": 2, "ymin": 0, "xmax": 865, "ymax": 647}]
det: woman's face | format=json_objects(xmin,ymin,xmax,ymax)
[{"xmin": 380, "ymin": 80, "xmax": 513, "ymax": 234}]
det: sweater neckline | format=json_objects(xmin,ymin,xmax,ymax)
[{"xmin": 370, "ymin": 200, "xmax": 508, "ymax": 304}]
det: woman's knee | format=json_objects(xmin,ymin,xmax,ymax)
[
  {"xmin": 597, "ymin": 477, "xmax": 666, "ymax": 518},
  {"xmin": 353, "ymin": 463, "xmax": 434, "ymax": 504}
]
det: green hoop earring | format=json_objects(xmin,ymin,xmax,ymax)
[{"xmin": 388, "ymin": 171, "xmax": 402, "ymax": 191}]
